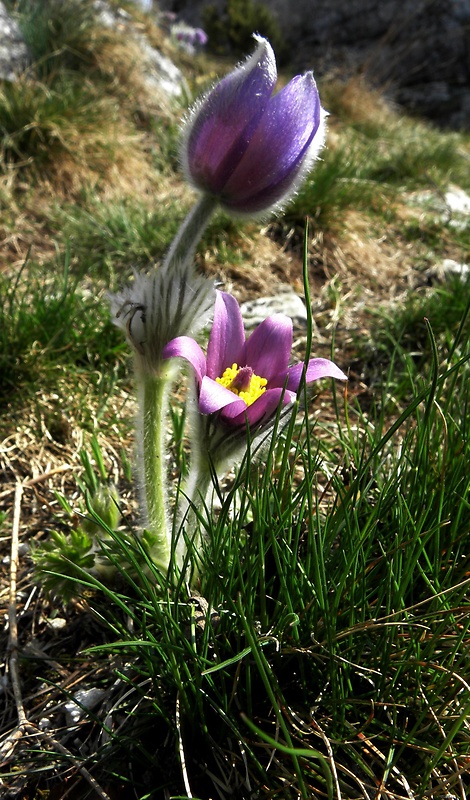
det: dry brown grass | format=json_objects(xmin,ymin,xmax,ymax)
[{"xmin": 321, "ymin": 74, "xmax": 399, "ymax": 130}]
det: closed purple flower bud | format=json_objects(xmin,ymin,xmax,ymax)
[{"xmin": 181, "ymin": 35, "xmax": 326, "ymax": 216}]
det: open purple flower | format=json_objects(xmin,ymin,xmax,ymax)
[
  {"xmin": 162, "ymin": 291, "xmax": 347, "ymax": 428},
  {"xmin": 181, "ymin": 35, "xmax": 326, "ymax": 216}
]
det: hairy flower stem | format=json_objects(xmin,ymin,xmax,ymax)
[
  {"xmin": 138, "ymin": 365, "xmax": 176, "ymax": 573},
  {"xmin": 177, "ymin": 455, "xmax": 212, "ymax": 580},
  {"xmin": 118, "ymin": 196, "xmax": 218, "ymax": 578},
  {"xmin": 162, "ymin": 194, "xmax": 217, "ymax": 273},
  {"xmin": 174, "ymin": 398, "xmax": 216, "ymax": 580}
]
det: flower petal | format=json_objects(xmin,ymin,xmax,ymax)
[
  {"xmin": 182, "ymin": 36, "xmax": 277, "ymax": 195},
  {"xmin": 223, "ymin": 387, "xmax": 295, "ymax": 427},
  {"xmin": 162, "ymin": 336, "xmax": 206, "ymax": 384},
  {"xmin": 279, "ymin": 358, "xmax": 348, "ymax": 392},
  {"xmin": 206, "ymin": 291, "xmax": 245, "ymax": 379},
  {"xmin": 242, "ymin": 314, "xmax": 292, "ymax": 380},
  {"xmin": 199, "ymin": 376, "xmax": 247, "ymax": 415},
  {"xmin": 222, "ymin": 72, "xmax": 323, "ymax": 213}
]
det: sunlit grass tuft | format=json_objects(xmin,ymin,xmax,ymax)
[
  {"xmin": 283, "ymin": 77, "xmax": 469, "ymax": 235},
  {"xmin": 10, "ymin": 0, "xmax": 111, "ymax": 78},
  {"xmin": 0, "ymin": 0, "xmax": 171, "ymax": 190},
  {"xmin": 52, "ymin": 194, "xmax": 189, "ymax": 280},
  {"xmin": 355, "ymin": 272, "xmax": 470, "ymax": 397},
  {"xmin": 0, "ymin": 250, "xmax": 127, "ymax": 410},
  {"xmin": 0, "ymin": 75, "xmax": 126, "ymax": 172},
  {"xmin": 27, "ymin": 318, "xmax": 469, "ymax": 798}
]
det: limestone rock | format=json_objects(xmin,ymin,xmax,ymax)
[
  {"xmin": 241, "ymin": 288, "xmax": 308, "ymax": 329},
  {"xmin": 0, "ymin": 1, "xmax": 30, "ymax": 81},
  {"xmin": 94, "ymin": 0, "xmax": 188, "ymax": 98}
]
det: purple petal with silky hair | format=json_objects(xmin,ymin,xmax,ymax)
[
  {"xmin": 206, "ymin": 291, "xmax": 245, "ymax": 380},
  {"xmin": 222, "ymin": 387, "xmax": 294, "ymax": 427},
  {"xmin": 242, "ymin": 314, "xmax": 292, "ymax": 380},
  {"xmin": 181, "ymin": 36, "xmax": 327, "ymax": 216},
  {"xmin": 223, "ymin": 73, "xmax": 321, "ymax": 210},
  {"xmin": 162, "ymin": 336, "xmax": 207, "ymax": 384},
  {"xmin": 199, "ymin": 376, "xmax": 247, "ymax": 415},
  {"xmin": 184, "ymin": 37, "xmax": 276, "ymax": 195},
  {"xmin": 278, "ymin": 358, "xmax": 348, "ymax": 392}
]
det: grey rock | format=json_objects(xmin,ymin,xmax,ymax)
[
  {"xmin": 131, "ymin": 0, "xmax": 153, "ymax": 10},
  {"xmin": 64, "ymin": 687, "xmax": 106, "ymax": 726},
  {"xmin": 93, "ymin": 0, "xmax": 132, "ymax": 28},
  {"xmin": 241, "ymin": 288, "xmax": 308, "ymax": 329},
  {"xmin": 446, "ymin": 187, "xmax": 470, "ymax": 215},
  {"xmin": 441, "ymin": 258, "xmax": 469, "ymax": 278},
  {"xmin": 138, "ymin": 37, "xmax": 188, "ymax": 97},
  {"xmin": 94, "ymin": 0, "xmax": 188, "ymax": 98},
  {"xmin": 0, "ymin": 1, "xmax": 30, "ymax": 81}
]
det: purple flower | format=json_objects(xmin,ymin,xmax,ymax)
[
  {"xmin": 194, "ymin": 28, "xmax": 208, "ymax": 46},
  {"xmin": 171, "ymin": 23, "xmax": 208, "ymax": 53},
  {"xmin": 181, "ymin": 35, "xmax": 326, "ymax": 216},
  {"xmin": 162, "ymin": 291, "xmax": 347, "ymax": 428}
]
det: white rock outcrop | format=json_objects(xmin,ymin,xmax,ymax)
[{"xmin": 0, "ymin": 1, "xmax": 30, "ymax": 81}]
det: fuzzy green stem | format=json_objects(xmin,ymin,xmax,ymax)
[
  {"xmin": 162, "ymin": 193, "xmax": 217, "ymax": 272},
  {"xmin": 176, "ymin": 440, "xmax": 213, "ymax": 576},
  {"xmin": 139, "ymin": 366, "xmax": 176, "ymax": 573}
]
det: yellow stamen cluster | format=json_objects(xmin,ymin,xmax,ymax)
[{"xmin": 216, "ymin": 363, "xmax": 267, "ymax": 406}]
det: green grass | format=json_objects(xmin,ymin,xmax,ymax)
[
  {"xmin": 0, "ymin": 73, "xmax": 121, "ymax": 169},
  {"xmin": 285, "ymin": 138, "xmax": 393, "ymax": 231},
  {"xmin": 354, "ymin": 272, "xmax": 470, "ymax": 397},
  {"xmin": 9, "ymin": 0, "xmax": 108, "ymax": 78},
  {"xmin": 0, "ymin": 250, "xmax": 127, "ymax": 411},
  {"xmin": 283, "ymin": 105, "xmax": 469, "ymax": 234},
  {"xmin": 50, "ymin": 197, "xmax": 255, "ymax": 281},
  {"xmin": 1, "ymin": 0, "xmax": 108, "ymax": 167},
  {"xmin": 53, "ymin": 197, "xmax": 186, "ymax": 280},
  {"xmin": 24, "ymin": 317, "xmax": 470, "ymax": 798}
]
